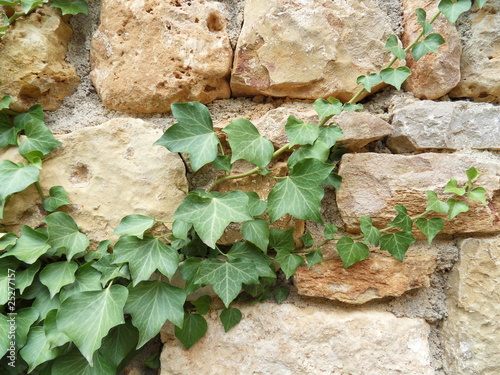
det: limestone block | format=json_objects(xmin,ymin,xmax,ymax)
[
  {"xmin": 401, "ymin": 0, "xmax": 461, "ymax": 99},
  {"xmin": 1, "ymin": 119, "xmax": 188, "ymax": 243},
  {"xmin": 450, "ymin": 2, "xmax": 500, "ymax": 103},
  {"xmin": 161, "ymin": 303, "xmax": 434, "ymax": 375},
  {"xmin": 0, "ymin": 6, "xmax": 80, "ymax": 112},
  {"xmin": 441, "ymin": 238, "xmax": 500, "ymax": 375},
  {"xmin": 388, "ymin": 101, "xmax": 500, "ymax": 152},
  {"xmin": 336, "ymin": 153, "xmax": 500, "ymax": 235},
  {"xmin": 230, "ymin": 0, "xmax": 395, "ymax": 102},
  {"xmin": 90, "ymin": 0, "xmax": 233, "ymax": 113}
]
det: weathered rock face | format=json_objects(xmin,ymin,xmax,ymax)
[
  {"xmin": 230, "ymin": 0, "xmax": 395, "ymax": 102},
  {"xmin": 450, "ymin": 2, "xmax": 500, "ymax": 103},
  {"xmin": 401, "ymin": 0, "xmax": 461, "ymax": 99},
  {"xmin": 388, "ymin": 100, "xmax": 500, "ymax": 152},
  {"xmin": 441, "ymin": 238, "xmax": 500, "ymax": 375},
  {"xmin": 336, "ymin": 153, "xmax": 500, "ymax": 235},
  {"xmin": 90, "ymin": 0, "xmax": 233, "ymax": 113},
  {"xmin": 161, "ymin": 303, "xmax": 434, "ymax": 375},
  {"xmin": 0, "ymin": 6, "xmax": 80, "ymax": 112},
  {"xmin": 1, "ymin": 118, "xmax": 188, "ymax": 243}
]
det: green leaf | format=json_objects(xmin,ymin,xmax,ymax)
[
  {"xmin": 388, "ymin": 205, "xmax": 413, "ymax": 232},
  {"xmin": 447, "ymin": 198, "xmax": 469, "ymax": 219},
  {"xmin": 112, "ymin": 214, "xmax": 155, "ymax": 239},
  {"xmin": 357, "ymin": 73, "xmax": 383, "ymax": 92},
  {"xmin": 99, "ymin": 321, "xmax": 138, "ymax": 369},
  {"xmin": 360, "ymin": 216, "xmax": 381, "ymax": 246},
  {"xmin": 342, "ymin": 103, "xmax": 363, "ymax": 113},
  {"xmin": 18, "ymin": 119, "xmax": 61, "ymax": 157},
  {"xmin": 323, "ymin": 223, "xmax": 338, "ymax": 240},
  {"xmin": 175, "ymin": 314, "xmax": 207, "ymax": 350},
  {"xmin": 284, "ymin": 116, "xmax": 320, "ymax": 147},
  {"xmin": 195, "ymin": 258, "xmax": 259, "ymax": 307},
  {"xmin": 50, "ymin": 0, "xmax": 89, "ymax": 15},
  {"xmin": 44, "ymin": 212, "xmax": 89, "ymax": 261},
  {"xmin": 439, "ymin": 0, "xmax": 472, "ymax": 24},
  {"xmin": 223, "ymin": 118, "xmax": 274, "ymax": 169},
  {"xmin": 0, "ymin": 95, "xmax": 11, "ymax": 111},
  {"xmin": 13, "ymin": 105, "xmax": 44, "ymax": 130},
  {"xmin": 172, "ymin": 219, "xmax": 192, "ymax": 240},
  {"xmin": 1, "ymin": 226, "xmax": 50, "ymax": 264},
  {"xmin": 56, "ymin": 285, "xmax": 128, "ymax": 365},
  {"xmin": 15, "ymin": 261, "xmax": 41, "ymax": 294},
  {"xmin": 322, "ymin": 171, "xmax": 342, "ymax": 189},
  {"xmin": 411, "ymin": 33, "xmax": 446, "ymax": 61},
  {"xmin": 313, "ymin": 98, "xmax": 343, "ymax": 123},
  {"xmin": 242, "ymin": 219, "xmax": 269, "ymax": 253},
  {"xmin": 301, "ymin": 231, "xmax": 314, "ymax": 247},
  {"xmin": 173, "ymin": 190, "xmax": 252, "ymax": 248},
  {"xmin": 60, "ymin": 263, "xmax": 103, "ymax": 301},
  {"xmin": 125, "ymin": 280, "xmax": 186, "ymax": 348},
  {"xmin": 112, "ymin": 235, "xmax": 179, "ymax": 285},
  {"xmin": 52, "ymin": 348, "xmax": 116, "ymax": 375},
  {"xmin": 415, "ymin": 8, "xmax": 433, "ymax": 35},
  {"xmin": 0, "ymin": 315, "xmax": 10, "ymax": 358},
  {"xmin": 226, "ymin": 242, "xmax": 276, "ymax": 279},
  {"xmin": 468, "ymin": 187, "xmax": 486, "ymax": 204},
  {"xmin": 444, "ymin": 179, "xmax": 466, "ymax": 196},
  {"xmin": 19, "ymin": 0, "xmax": 48, "ymax": 13},
  {"xmin": 154, "ymin": 102, "xmax": 218, "ymax": 171},
  {"xmin": 476, "ymin": 0, "xmax": 488, "ymax": 8},
  {"xmin": 220, "ymin": 308, "xmax": 242, "ymax": 332},
  {"xmin": 274, "ymin": 250, "xmax": 304, "ymax": 279},
  {"xmin": 14, "ymin": 307, "xmax": 38, "ymax": 348},
  {"xmin": 336, "ymin": 237, "xmax": 370, "ymax": 268},
  {"xmin": 269, "ymin": 228, "xmax": 295, "ymax": 251},
  {"xmin": 287, "ymin": 139, "xmax": 331, "ymax": 168},
  {"xmin": 425, "ymin": 190, "xmax": 450, "ymax": 213},
  {"xmin": 274, "ymin": 285, "xmax": 290, "ymax": 303},
  {"xmin": 39, "ymin": 261, "xmax": 78, "ymax": 298},
  {"xmin": 191, "ymin": 295, "xmax": 212, "ymax": 315},
  {"xmin": 466, "ymin": 167, "xmax": 479, "ymax": 182},
  {"xmin": 246, "ymin": 191, "xmax": 267, "ymax": 217},
  {"xmin": 0, "ymin": 160, "xmax": 40, "ymax": 199},
  {"xmin": 144, "ymin": 353, "xmax": 161, "ymax": 370},
  {"xmin": 0, "ymin": 114, "xmax": 18, "ymax": 148},
  {"xmin": 384, "ymin": 34, "xmax": 406, "ymax": 60},
  {"xmin": 84, "ymin": 240, "xmax": 111, "ymax": 262},
  {"xmin": 212, "ymin": 155, "xmax": 231, "ymax": 172},
  {"xmin": 318, "ymin": 125, "xmax": 344, "ymax": 147},
  {"xmin": 380, "ymin": 231, "xmax": 416, "ymax": 261},
  {"xmin": 380, "ymin": 67, "xmax": 412, "ymax": 90},
  {"xmin": 43, "ymin": 186, "xmax": 70, "ymax": 212},
  {"xmin": 268, "ymin": 158, "xmax": 334, "ymax": 223},
  {"xmin": 19, "ymin": 326, "xmax": 62, "ymax": 372},
  {"xmin": 305, "ymin": 249, "xmax": 323, "ymax": 268},
  {"xmin": 31, "ymin": 285, "xmax": 61, "ymax": 322},
  {"xmin": 93, "ymin": 256, "xmax": 130, "ymax": 287},
  {"xmin": 416, "ymin": 218, "xmax": 444, "ymax": 244},
  {"xmin": 44, "ymin": 310, "xmax": 71, "ymax": 349},
  {"xmin": 0, "ymin": 232, "xmax": 17, "ymax": 251}
]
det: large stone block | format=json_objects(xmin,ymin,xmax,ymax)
[
  {"xmin": 90, "ymin": 0, "xmax": 233, "ymax": 113},
  {"xmin": 441, "ymin": 238, "xmax": 500, "ymax": 375},
  {"xmin": 161, "ymin": 303, "xmax": 434, "ymax": 374}
]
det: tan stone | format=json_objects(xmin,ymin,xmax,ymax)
[
  {"xmin": 90, "ymin": 0, "xmax": 233, "ymax": 113},
  {"xmin": 401, "ymin": 0, "xmax": 461, "ymax": 99},
  {"xmin": 0, "ymin": 6, "xmax": 80, "ymax": 111},
  {"xmin": 294, "ymin": 251, "xmax": 436, "ymax": 304},
  {"xmin": 1, "ymin": 118, "xmax": 188, "ymax": 243},
  {"xmin": 441, "ymin": 238, "xmax": 500, "ymax": 375},
  {"xmin": 230, "ymin": 0, "xmax": 395, "ymax": 101},
  {"xmin": 336, "ymin": 153, "xmax": 500, "ymax": 236},
  {"xmin": 160, "ymin": 303, "xmax": 434, "ymax": 374}
]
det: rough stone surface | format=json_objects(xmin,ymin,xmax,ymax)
[
  {"xmin": 90, "ymin": 0, "xmax": 233, "ymax": 113},
  {"xmin": 388, "ymin": 100, "xmax": 500, "ymax": 152},
  {"xmin": 1, "ymin": 118, "xmax": 188, "ymax": 243},
  {"xmin": 450, "ymin": 2, "xmax": 500, "ymax": 103},
  {"xmin": 336, "ymin": 152, "xmax": 500, "ymax": 235},
  {"xmin": 161, "ymin": 303, "xmax": 434, "ymax": 375},
  {"xmin": 0, "ymin": 6, "xmax": 80, "ymax": 112},
  {"xmin": 441, "ymin": 238, "xmax": 500, "ymax": 375},
  {"xmin": 401, "ymin": 0, "xmax": 461, "ymax": 99},
  {"xmin": 230, "ymin": 0, "xmax": 395, "ymax": 102},
  {"xmin": 294, "ymin": 251, "xmax": 436, "ymax": 304}
]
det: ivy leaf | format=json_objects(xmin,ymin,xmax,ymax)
[
  {"xmin": 84, "ymin": 240, "xmax": 111, "ymax": 262},
  {"xmin": 305, "ymin": 249, "xmax": 323, "ymax": 268},
  {"xmin": 223, "ymin": 119, "xmax": 274, "ymax": 169},
  {"xmin": 56, "ymin": 285, "xmax": 129, "ymax": 365},
  {"xmin": 301, "ymin": 231, "xmax": 314, "ymax": 247},
  {"xmin": 154, "ymin": 102, "xmax": 218, "ymax": 171},
  {"xmin": 15, "ymin": 261, "xmax": 41, "ymax": 294},
  {"xmin": 0, "ymin": 315, "xmax": 10, "ymax": 359},
  {"xmin": 125, "ymin": 280, "xmax": 186, "ymax": 348},
  {"xmin": 416, "ymin": 218, "xmax": 444, "ymax": 244},
  {"xmin": 468, "ymin": 187, "xmax": 486, "ymax": 204},
  {"xmin": 195, "ymin": 258, "xmax": 259, "ymax": 307},
  {"xmin": 43, "ymin": 186, "xmax": 70, "ymax": 212},
  {"xmin": 444, "ymin": 179, "xmax": 466, "ymax": 196},
  {"xmin": 112, "ymin": 235, "xmax": 179, "ymax": 286},
  {"xmin": 44, "ymin": 310, "xmax": 71, "ymax": 349},
  {"xmin": 19, "ymin": 326, "xmax": 62, "ymax": 372},
  {"xmin": 18, "ymin": 119, "xmax": 61, "ymax": 157},
  {"xmin": 0, "ymin": 114, "xmax": 18, "ymax": 147},
  {"xmin": 44, "ymin": 212, "xmax": 89, "ymax": 261},
  {"xmin": 466, "ymin": 166, "xmax": 479, "ymax": 182},
  {"xmin": 112, "ymin": 215, "xmax": 155, "ymax": 239},
  {"xmin": 173, "ymin": 190, "xmax": 252, "ymax": 249},
  {"xmin": 287, "ymin": 139, "xmax": 331, "ymax": 168},
  {"xmin": 415, "ymin": 8, "xmax": 433, "ymax": 35},
  {"xmin": 192, "ymin": 295, "xmax": 212, "ymax": 315},
  {"xmin": 322, "ymin": 171, "xmax": 342, "ymax": 189},
  {"xmin": 226, "ymin": 242, "xmax": 276, "ymax": 279},
  {"xmin": 0, "ymin": 160, "xmax": 40, "ymax": 204},
  {"xmin": 323, "ymin": 223, "xmax": 338, "ymax": 240},
  {"xmin": 19, "ymin": 0, "xmax": 48, "ymax": 13},
  {"xmin": 246, "ymin": 191, "xmax": 267, "ymax": 217},
  {"xmin": 318, "ymin": 125, "xmax": 344, "ymax": 147},
  {"xmin": 92, "ymin": 256, "xmax": 130, "ymax": 287},
  {"xmin": 380, "ymin": 67, "xmax": 412, "ymax": 90},
  {"xmin": 175, "ymin": 314, "xmax": 207, "ymax": 350},
  {"xmin": 313, "ymin": 98, "xmax": 343, "ymax": 123},
  {"xmin": 343, "ymin": 103, "xmax": 363, "ymax": 112},
  {"xmin": 220, "ymin": 308, "xmax": 242, "ymax": 333},
  {"xmin": 0, "ymin": 226, "xmax": 50, "ymax": 264},
  {"xmin": 447, "ymin": 198, "xmax": 469, "ymax": 219},
  {"xmin": 388, "ymin": 205, "xmax": 413, "ymax": 232},
  {"xmin": 380, "ymin": 231, "xmax": 416, "ymax": 261},
  {"xmin": 0, "ymin": 95, "xmax": 11, "ymax": 111},
  {"xmin": 336, "ymin": 237, "xmax": 370, "ymax": 268},
  {"xmin": 357, "ymin": 73, "xmax": 383, "ymax": 92},
  {"xmin": 360, "ymin": 216, "xmax": 381, "ymax": 246},
  {"xmin": 51, "ymin": 348, "xmax": 116, "ymax": 375},
  {"xmin": 476, "ymin": 0, "xmax": 487, "ymax": 8},
  {"xmin": 384, "ymin": 34, "xmax": 406, "ymax": 60},
  {"xmin": 439, "ymin": 0, "xmax": 472, "ymax": 24},
  {"xmin": 14, "ymin": 307, "xmax": 39, "ymax": 348},
  {"xmin": 50, "ymin": 0, "xmax": 89, "ymax": 15},
  {"xmin": 425, "ymin": 190, "xmax": 450, "ymax": 213},
  {"xmin": 411, "ymin": 33, "xmax": 445, "ymax": 61},
  {"xmin": 274, "ymin": 285, "xmax": 290, "ymax": 303},
  {"xmin": 31, "ymin": 285, "xmax": 61, "ymax": 322},
  {"xmin": 0, "ymin": 232, "xmax": 17, "ymax": 251},
  {"xmin": 212, "ymin": 155, "xmax": 231, "ymax": 172},
  {"xmin": 284, "ymin": 116, "xmax": 320, "ymax": 147},
  {"xmin": 171, "ymin": 219, "xmax": 192, "ymax": 240},
  {"xmin": 241, "ymin": 219, "xmax": 269, "ymax": 253},
  {"xmin": 13, "ymin": 104, "xmax": 44, "ymax": 130},
  {"xmin": 268, "ymin": 158, "xmax": 334, "ymax": 223},
  {"xmin": 269, "ymin": 228, "xmax": 295, "ymax": 251},
  {"xmin": 39, "ymin": 261, "xmax": 78, "ymax": 298},
  {"xmin": 274, "ymin": 250, "xmax": 304, "ymax": 279},
  {"xmin": 99, "ymin": 322, "xmax": 139, "ymax": 369},
  {"xmin": 60, "ymin": 263, "xmax": 103, "ymax": 301}
]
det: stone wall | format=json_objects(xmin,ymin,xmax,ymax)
[{"xmin": 1, "ymin": 0, "xmax": 499, "ymax": 374}]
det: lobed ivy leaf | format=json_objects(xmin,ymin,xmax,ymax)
[
  {"xmin": 342, "ymin": 103, "xmax": 364, "ymax": 113},
  {"xmin": 305, "ymin": 249, "xmax": 323, "ymax": 268},
  {"xmin": 360, "ymin": 216, "xmax": 381, "ymax": 246},
  {"xmin": 175, "ymin": 314, "xmax": 207, "ymax": 350},
  {"xmin": 301, "ymin": 231, "xmax": 314, "ymax": 247},
  {"xmin": 380, "ymin": 231, "xmax": 416, "ymax": 261},
  {"xmin": 416, "ymin": 218, "xmax": 444, "ymax": 244},
  {"xmin": 287, "ymin": 139, "xmax": 331, "ymax": 168},
  {"xmin": 39, "ymin": 261, "xmax": 78, "ymax": 298},
  {"xmin": 242, "ymin": 219, "xmax": 269, "ymax": 253},
  {"xmin": 323, "ymin": 171, "xmax": 342, "ymax": 189},
  {"xmin": 415, "ymin": 8, "xmax": 433, "ymax": 35},
  {"xmin": 476, "ymin": 0, "xmax": 488, "ymax": 8},
  {"xmin": 20, "ymin": 0, "xmax": 48, "ymax": 13},
  {"xmin": 112, "ymin": 214, "xmax": 155, "ymax": 239},
  {"xmin": 389, "ymin": 205, "xmax": 413, "ymax": 232},
  {"xmin": 246, "ymin": 191, "xmax": 267, "ymax": 217},
  {"xmin": 220, "ymin": 308, "xmax": 242, "ymax": 332},
  {"xmin": 43, "ymin": 186, "xmax": 70, "ymax": 212},
  {"xmin": 269, "ymin": 228, "xmax": 295, "ymax": 251},
  {"xmin": 0, "ymin": 232, "xmax": 17, "ymax": 250},
  {"xmin": 444, "ymin": 178, "xmax": 466, "ymax": 196},
  {"xmin": 212, "ymin": 155, "xmax": 231, "ymax": 172},
  {"xmin": 274, "ymin": 250, "xmax": 305, "ymax": 279},
  {"xmin": 268, "ymin": 158, "xmax": 334, "ymax": 223},
  {"xmin": 192, "ymin": 295, "xmax": 212, "ymax": 315},
  {"xmin": 0, "ymin": 114, "xmax": 18, "ymax": 147},
  {"xmin": 31, "ymin": 285, "xmax": 61, "ymax": 322},
  {"xmin": 154, "ymin": 102, "xmax": 218, "ymax": 171},
  {"xmin": 84, "ymin": 240, "xmax": 111, "ymax": 262},
  {"xmin": 0, "ymin": 95, "xmax": 11, "ymax": 111},
  {"xmin": 44, "ymin": 310, "xmax": 71, "ymax": 349},
  {"xmin": 0, "ymin": 315, "xmax": 8, "ymax": 358},
  {"xmin": 411, "ymin": 33, "xmax": 445, "ymax": 61},
  {"xmin": 15, "ymin": 260, "xmax": 41, "ymax": 294},
  {"xmin": 18, "ymin": 119, "xmax": 62, "ymax": 157},
  {"xmin": 51, "ymin": 348, "xmax": 116, "ymax": 375},
  {"xmin": 0, "ymin": 226, "xmax": 50, "ymax": 264},
  {"xmin": 439, "ymin": 0, "xmax": 472, "ymax": 24},
  {"xmin": 466, "ymin": 166, "xmax": 479, "ymax": 182},
  {"xmin": 13, "ymin": 104, "xmax": 44, "ymax": 130},
  {"xmin": 274, "ymin": 285, "xmax": 290, "ymax": 303},
  {"xmin": 356, "ymin": 73, "xmax": 383, "ymax": 93},
  {"xmin": 323, "ymin": 223, "xmax": 338, "ymax": 240},
  {"xmin": 223, "ymin": 118, "xmax": 274, "ymax": 169},
  {"xmin": 44, "ymin": 212, "xmax": 89, "ymax": 261},
  {"xmin": 468, "ymin": 187, "xmax": 486, "ymax": 204},
  {"xmin": 426, "ymin": 190, "xmax": 450, "ymax": 213},
  {"xmin": 313, "ymin": 98, "xmax": 343, "ymax": 123},
  {"xmin": 380, "ymin": 67, "xmax": 411, "ymax": 90},
  {"xmin": 51, "ymin": 0, "xmax": 89, "ymax": 15},
  {"xmin": 93, "ymin": 256, "xmax": 130, "ymax": 287},
  {"xmin": 318, "ymin": 125, "xmax": 344, "ymax": 147},
  {"xmin": 285, "ymin": 116, "xmax": 320, "ymax": 147},
  {"xmin": 172, "ymin": 219, "xmax": 192, "ymax": 240},
  {"xmin": 19, "ymin": 326, "xmax": 62, "ymax": 372},
  {"xmin": 336, "ymin": 237, "xmax": 370, "ymax": 268},
  {"xmin": 60, "ymin": 263, "xmax": 103, "ymax": 301},
  {"xmin": 226, "ymin": 242, "xmax": 276, "ymax": 279},
  {"xmin": 99, "ymin": 321, "xmax": 139, "ymax": 369},
  {"xmin": 384, "ymin": 34, "xmax": 406, "ymax": 60},
  {"xmin": 447, "ymin": 198, "xmax": 469, "ymax": 219},
  {"xmin": 13, "ymin": 307, "xmax": 38, "ymax": 349}
]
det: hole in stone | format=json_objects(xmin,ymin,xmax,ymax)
[
  {"xmin": 194, "ymin": 17, "xmax": 199, "ymax": 23},
  {"xmin": 173, "ymin": 0, "xmax": 181, "ymax": 6},
  {"xmin": 478, "ymin": 92, "xmax": 489, "ymax": 98},
  {"xmin": 174, "ymin": 72, "xmax": 182, "ymax": 79},
  {"xmin": 206, "ymin": 13, "xmax": 223, "ymax": 32},
  {"xmin": 19, "ymin": 85, "xmax": 41, "ymax": 100},
  {"xmin": 69, "ymin": 162, "xmax": 92, "ymax": 188},
  {"xmin": 204, "ymin": 85, "xmax": 217, "ymax": 92}
]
